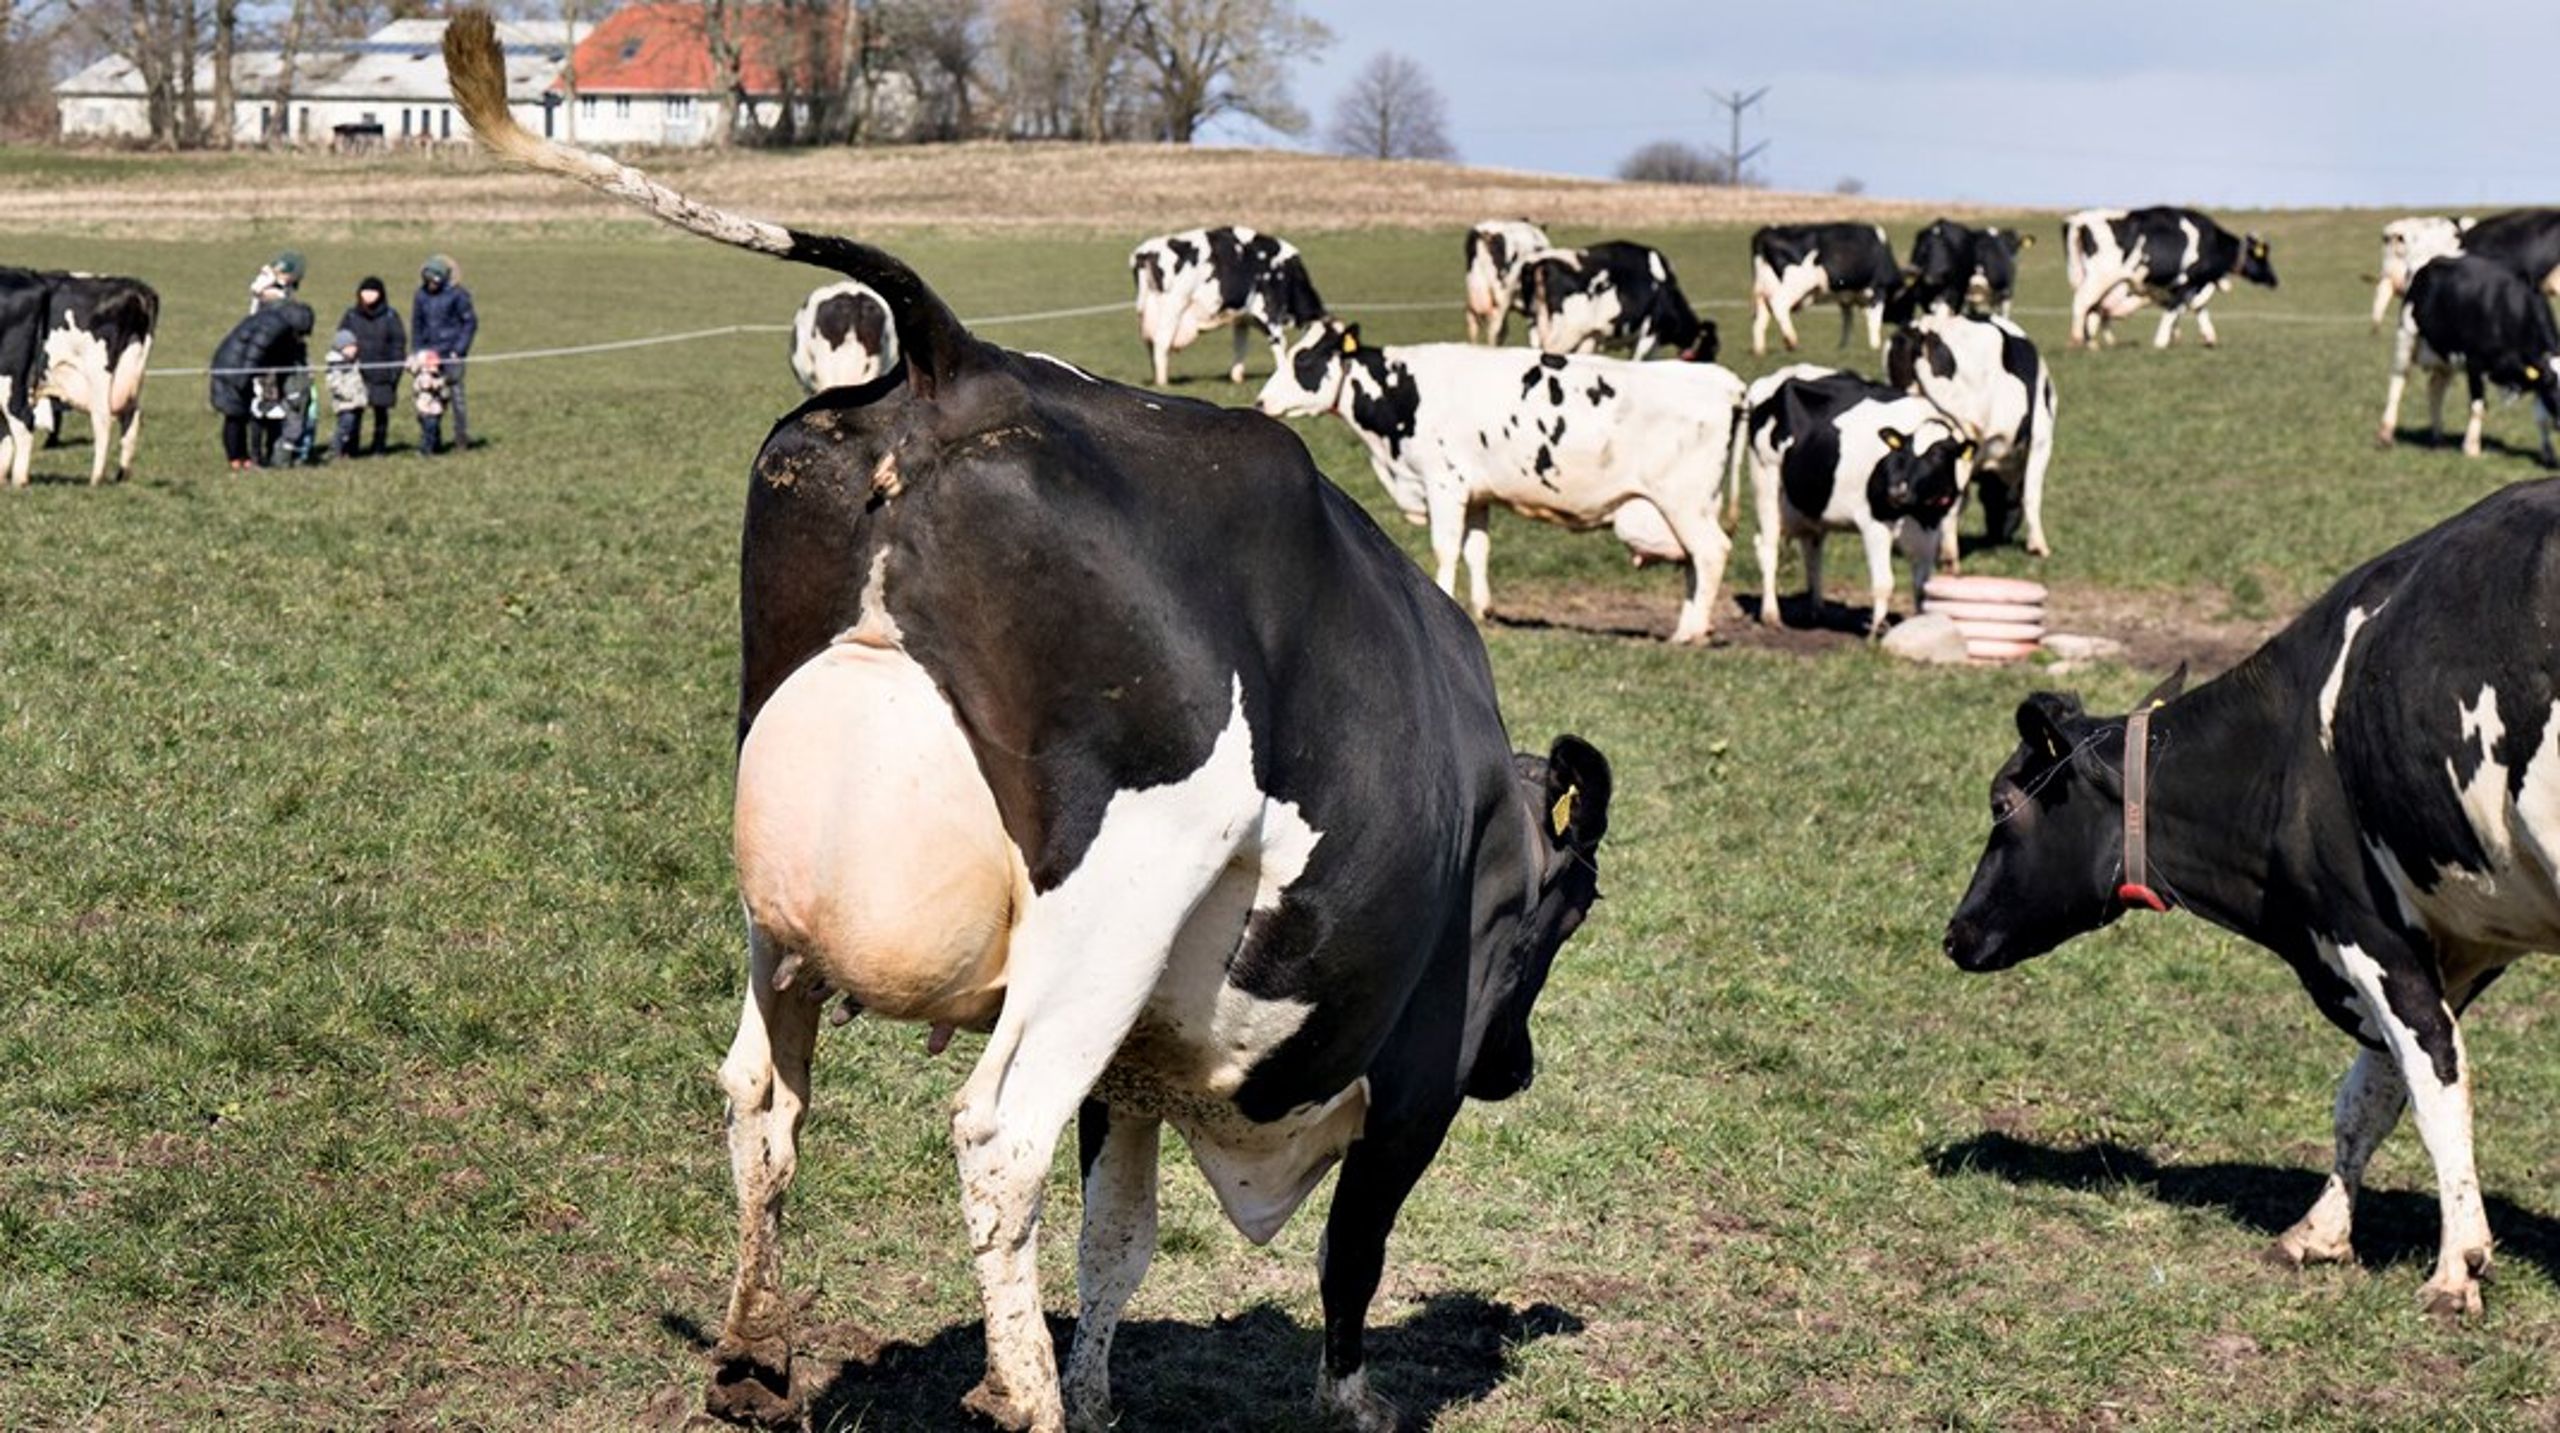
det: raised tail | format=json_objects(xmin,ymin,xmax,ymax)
[{"xmin": 442, "ymin": 9, "xmax": 972, "ymax": 392}]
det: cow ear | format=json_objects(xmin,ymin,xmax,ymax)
[
  {"xmin": 1879, "ymin": 428, "xmax": 1905, "ymax": 452},
  {"xmin": 2018, "ymin": 232, "xmax": 2037, "ymax": 249},
  {"xmin": 1957, "ymin": 439, "xmax": 1977, "ymax": 463},
  {"xmin": 1542, "ymin": 735, "xmax": 1612, "ymax": 851},
  {"xmin": 2014, "ymin": 691, "xmax": 2084, "ymax": 768},
  {"xmin": 2135, "ymin": 662, "xmax": 2188, "ymax": 710}
]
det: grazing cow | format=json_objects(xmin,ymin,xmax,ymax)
[
  {"xmin": 444, "ymin": 16, "xmax": 1616, "ymax": 1433},
  {"xmin": 1894, "ymin": 219, "xmax": 2031, "ymax": 321},
  {"xmin": 788, "ymin": 280, "xmax": 900, "ymax": 394},
  {"xmin": 2064, "ymin": 206, "xmax": 2276, "ymax": 349},
  {"xmin": 1944, "ymin": 479, "xmax": 2560, "ymax": 1319},
  {"xmin": 2458, "ymin": 208, "xmax": 2560, "ymax": 299},
  {"xmin": 2376, "ymin": 254, "xmax": 2560, "ymax": 465},
  {"xmin": 0, "ymin": 269, "xmax": 157, "ymax": 487},
  {"xmin": 2372, "ymin": 216, "xmax": 2472, "ymax": 330},
  {"xmin": 1463, "ymin": 219, "xmax": 1549, "ymax": 344},
  {"xmin": 1516, "ymin": 240, "xmax": 1714, "ymax": 361},
  {"xmin": 1886, "ymin": 312, "xmax": 2057, "ymax": 564},
  {"xmin": 1749, "ymin": 222, "xmax": 1901, "ymax": 356},
  {"xmin": 1129, "ymin": 225, "xmax": 1326, "ymax": 386},
  {"xmin": 1741, "ymin": 365, "xmax": 1973, "ymax": 635},
  {"xmin": 1255, "ymin": 322, "xmax": 1745, "ymax": 643}
]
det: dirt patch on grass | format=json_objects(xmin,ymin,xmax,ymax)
[{"xmin": 0, "ymin": 142, "xmax": 1962, "ymax": 238}]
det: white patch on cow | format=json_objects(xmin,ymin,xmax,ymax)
[
  {"xmin": 1025, "ymin": 351, "xmax": 1097, "ymax": 382},
  {"xmin": 38, "ymin": 320, "xmax": 110, "ymax": 410},
  {"xmin": 2317, "ymin": 605, "xmax": 2374, "ymax": 751},
  {"xmin": 845, "ymin": 547, "xmax": 903, "ymax": 648},
  {"xmin": 789, "ymin": 281, "xmax": 896, "ymax": 394}
]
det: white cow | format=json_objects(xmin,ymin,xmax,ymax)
[
  {"xmin": 1256, "ymin": 321, "xmax": 1746, "ymax": 644},
  {"xmin": 789, "ymin": 280, "xmax": 900, "ymax": 393},
  {"xmin": 1463, "ymin": 219, "xmax": 1549, "ymax": 344}
]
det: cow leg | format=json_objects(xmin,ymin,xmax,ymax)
[
  {"xmin": 1937, "ymin": 503, "xmax": 1965, "ymax": 577},
  {"xmin": 1315, "ymin": 1114, "xmax": 1455, "ymax": 1433},
  {"xmin": 1460, "ymin": 503, "xmax": 1493, "ymax": 621},
  {"xmin": 85, "ymin": 399, "xmax": 116, "ymax": 486},
  {"xmin": 1752, "ymin": 460, "xmax": 1785, "ymax": 628},
  {"xmin": 1860, "ymin": 523, "xmax": 1898, "ymax": 638},
  {"xmin": 1149, "ymin": 330, "xmax": 1174, "ymax": 388},
  {"xmin": 2, "ymin": 407, "xmax": 27, "ymax": 490},
  {"xmin": 1801, "ymin": 534, "xmax": 1828, "ymax": 624},
  {"xmin": 1062, "ymin": 1101, "xmax": 1161, "ymax": 1433},
  {"xmin": 1864, "ymin": 300, "xmax": 1884, "ymax": 351},
  {"xmin": 2151, "ymin": 306, "xmax": 2181, "ymax": 350},
  {"xmin": 705, "ymin": 924, "xmax": 825, "ymax": 1427},
  {"xmin": 2462, "ymin": 372, "xmax": 2487, "ymax": 458},
  {"xmin": 2191, "ymin": 302, "xmax": 2220, "ymax": 349},
  {"xmin": 2425, "ymin": 368, "xmax": 2452, "ymax": 446},
  {"xmin": 2377, "ymin": 324, "xmax": 2420, "ymax": 446},
  {"xmin": 1427, "ymin": 497, "xmax": 1468, "ymax": 613},
  {"xmin": 1749, "ymin": 289, "xmax": 1772, "ymax": 357},
  {"xmin": 1774, "ymin": 294, "xmax": 1804, "ymax": 352},
  {"xmin": 1228, "ymin": 324, "xmax": 1250, "ymax": 385},
  {"xmin": 115, "ymin": 402, "xmax": 142, "ymax": 483},
  {"xmin": 1653, "ymin": 495, "xmax": 1731, "ymax": 645},
  {"xmin": 1835, "ymin": 300, "xmax": 1853, "ymax": 349},
  {"xmin": 2274, "ymin": 1047, "xmax": 2406, "ymax": 1266}
]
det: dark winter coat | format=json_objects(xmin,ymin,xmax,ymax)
[
  {"xmin": 411, "ymin": 281, "xmax": 477, "ymax": 361},
  {"xmin": 338, "ymin": 297, "xmax": 407, "ymax": 407},
  {"xmin": 209, "ymin": 299, "xmax": 314, "ymax": 417}
]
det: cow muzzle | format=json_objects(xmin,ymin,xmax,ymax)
[{"xmin": 1941, "ymin": 916, "xmax": 2024, "ymax": 973}]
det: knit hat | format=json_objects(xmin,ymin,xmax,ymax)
[
  {"xmin": 332, "ymin": 327, "xmax": 357, "ymax": 350},
  {"xmin": 421, "ymin": 254, "xmax": 455, "ymax": 282},
  {"xmin": 357, "ymin": 275, "xmax": 386, "ymax": 298},
  {"xmin": 271, "ymin": 250, "xmax": 306, "ymax": 282}
]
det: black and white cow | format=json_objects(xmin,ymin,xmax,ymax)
[
  {"xmin": 1886, "ymin": 312, "xmax": 2057, "ymax": 564},
  {"xmin": 1463, "ymin": 219, "xmax": 1549, "ymax": 344},
  {"xmin": 1748, "ymin": 222, "xmax": 1902, "ymax": 356},
  {"xmin": 1894, "ymin": 218, "xmax": 2030, "ymax": 321},
  {"xmin": 2372, "ymin": 216, "xmax": 2472, "ymax": 331},
  {"xmin": 1516, "ymin": 240, "xmax": 1714, "ymax": 361},
  {"xmin": 0, "ymin": 268, "xmax": 157, "ymax": 487},
  {"xmin": 1129, "ymin": 225, "xmax": 1327, "ymax": 386},
  {"xmin": 2458, "ymin": 208, "xmax": 2560, "ymax": 300},
  {"xmin": 1740, "ymin": 364, "xmax": 1974, "ymax": 634},
  {"xmin": 788, "ymin": 279, "xmax": 899, "ymax": 393},
  {"xmin": 445, "ymin": 16, "xmax": 1614, "ymax": 1433},
  {"xmin": 2376, "ymin": 254, "xmax": 2560, "ymax": 465},
  {"xmin": 0, "ymin": 268, "xmax": 51, "ymax": 490},
  {"xmin": 1255, "ymin": 322, "xmax": 1745, "ymax": 643},
  {"xmin": 2063, "ymin": 206, "xmax": 2276, "ymax": 349},
  {"xmin": 1946, "ymin": 478, "xmax": 2560, "ymax": 1319}
]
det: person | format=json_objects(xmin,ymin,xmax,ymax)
[
  {"xmin": 325, "ymin": 329, "xmax": 368, "ymax": 460},
  {"xmin": 247, "ymin": 250, "xmax": 305, "ymax": 313},
  {"xmin": 208, "ymin": 293, "xmax": 314, "ymax": 471},
  {"xmin": 336, "ymin": 275, "xmax": 406, "ymax": 456},
  {"xmin": 411, "ymin": 348, "xmax": 451, "ymax": 457},
  {"xmin": 410, "ymin": 254, "xmax": 477, "ymax": 450}
]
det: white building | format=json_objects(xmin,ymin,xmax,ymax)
[{"xmin": 55, "ymin": 19, "xmax": 586, "ymax": 147}]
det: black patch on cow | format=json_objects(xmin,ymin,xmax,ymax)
[
  {"xmin": 812, "ymin": 293, "xmax": 863, "ymax": 347},
  {"xmin": 2462, "ymin": 208, "xmax": 2560, "ymax": 293},
  {"xmin": 1346, "ymin": 349, "xmax": 1421, "ymax": 459},
  {"xmin": 1533, "ymin": 444, "xmax": 1556, "ymax": 483},
  {"xmin": 1538, "ymin": 352, "xmax": 1566, "ymax": 370},
  {"xmin": 1586, "ymin": 376, "xmax": 1617, "ymax": 403}
]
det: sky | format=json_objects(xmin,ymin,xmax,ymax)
[{"xmin": 1208, "ymin": 0, "xmax": 2560, "ymax": 209}]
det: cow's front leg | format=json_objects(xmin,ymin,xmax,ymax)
[
  {"xmin": 1936, "ymin": 503, "xmax": 1966, "ymax": 577},
  {"xmin": 1801, "ymin": 533, "xmax": 1828, "ymax": 625},
  {"xmin": 1863, "ymin": 299, "xmax": 1884, "ymax": 351},
  {"xmin": 1228, "ymin": 323, "xmax": 1251, "ymax": 385},
  {"xmin": 2191, "ymin": 302, "xmax": 2220, "ymax": 349},
  {"xmin": 1460, "ymin": 503, "xmax": 1493, "ymax": 620},
  {"xmin": 84, "ymin": 401, "xmax": 114, "ymax": 486},
  {"xmin": 1063, "ymin": 1101, "xmax": 1161, "ymax": 1433},
  {"xmin": 706, "ymin": 925, "xmax": 825, "ymax": 1427},
  {"xmin": 1773, "ymin": 292, "xmax": 1805, "ymax": 352},
  {"xmin": 1749, "ymin": 284, "xmax": 1772, "ymax": 356},
  {"xmin": 115, "ymin": 402, "xmax": 142, "ymax": 483},
  {"xmin": 1426, "ymin": 497, "xmax": 1469, "ymax": 612},
  {"xmin": 2424, "ymin": 368, "xmax": 2452, "ymax": 446},
  {"xmin": 2151, "ymin": 305, "xmax": 2182, "ymax": 350},
  {"xmin": 2462, "ymin": 372, "xmax": 2488, "ymax": 458},
  {"xmin": 1859, "ymin": 522, "xmax": 1899, "ymax": 638},
  {"xmin": 2275, "ymin": 1047, "xmax": 2405, "ymax": 1266},
  {"xmin": 1149, "ymin": 330, "xmax": 1174, "ymax": 388},
  {"xmin": 1752, "ymin": 465, "xmax": 1785, "ymax": 628},
  {"xmin": 2377, "ymin": 327, "xmax": 2419, "ymax": 446},
  {"xmin": 1316, "ymin": 1114, "xmax": 1454, "ymax": 1433}
]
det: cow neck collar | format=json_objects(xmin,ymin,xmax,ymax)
[{"xmin": 2117, "ymin": 704, "xmax": 2170, "ymax": 913}]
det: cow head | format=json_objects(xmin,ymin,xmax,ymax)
[
  {"xmin": 1944, "ymin": 670, "xmax": 2186, "ymax": 972},
  {"xmin": 1257, "ymin": 320, "xmax": 1365, "ymax": 418},
  {"xmin": 1869, "ymin": 422, "xmax": 1971, "ymax": 526},
  {"xmin": 1470, "ymin": 735, "xmax": 1613, "ymax": 1101},
  {"xmin": 2237, "ymin": 235, "xmax": 2278, "ymax": 289}
]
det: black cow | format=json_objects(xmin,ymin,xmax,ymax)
[
  {"xmin": 2458, "ymin": 208, "xmax": 2560, "ymax": 300},
  {"xmin": 1516, "ymin": 239, "xmax": 1714, "ymax": 361},
  {"xmin": 1130, "ymin": 224, "xmax": 1327, "ymax": 386},
  {"xmin": 1890, "ymin": 218, "xmax": 2030, "ymax": 322},
  {"xmin": 2064, "ymin": 205, "xmax": 2275, "ymax": 349},
  {"xmin": 445, "ymin": 14, "xmax": 1615, "ymax": 1433},
  {"xmin": 2376, "ymin": 253, "xmax": 2560, "ymax": 464},
  {"xmin": 0, "ymin": 267, "xmax": 49, "ymax": 489},
  {"xmin": 0, "ymin": 268, "xmax": 157, "ymax": 487},
  {"xmin": 1946, "ymin": 479, "xmax": 2560, "ymax": 1319},
  {"xmin": 1749, "ymin": 222, "xmax": 1902, "ymax": 355}
]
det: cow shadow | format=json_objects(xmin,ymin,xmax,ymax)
[
  {"xmin": 1928, "ymin": 1131, "xmax": 2560, "ymax": 1285},
  {"xmin": 661, "ymin": 1293, "xmax": 1581, "ymax": 1431},
  {"xmin": 1486, "ymin": 608, "xmax": 1665, "ymax": 642},
  {"xmin": 2386, "ymin": 427, "xmax": 2558, "ymax": 466},
  {"xmin": 1733, "ymin": 592, "xmax": 1888, "ymax": 636}
]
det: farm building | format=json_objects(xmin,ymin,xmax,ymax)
[
  {"xmin": 52, "ymin": 18, "xmax": 585, "ymax": 147},
  {"xmin": 548, "ymin": 2, "xmax": 910, "ymax": 147}
]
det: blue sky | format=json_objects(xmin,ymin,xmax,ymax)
[{"xmin": 1216, "ymin": 0, "xmax": 2560, "ymax": 209}]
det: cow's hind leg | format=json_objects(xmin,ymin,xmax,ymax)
[
  {"xmin": 1316, "ymin": 1111, "xmax": 1456, "ymax": 1433},
  {"xmin": 1460, "ymin": 503, "xmax": 1493, "ymax": 621},
  {"xmin": 2462, "ymin": 371, "xmax": 2488, "ymax": 458},
  {"xmin": 1063, "ymin": 1101, "xmax": 1161, "ymax": 1433},
  {"xmin": 85, "ymin": 401, "xmax": 115, "ymax": 486},
  {"xmin": 1228, "ymin": 323, "xmax": 1251, "ymax": 385},
  {"xmin": 116, "ymin": 403, "xmax": 142, "ymax": 483},
  {"xmin": 705, "ymin": 925, "xmax": 825, "ymax": 1427},
  {"xmin": 2274, "ymin": 1046, "xmax": 2405, "ymax": 1266}
]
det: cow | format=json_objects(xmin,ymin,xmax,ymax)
[
  {"xmin": 2375, "ymin": 254, "xmax": 2560, "ymax": 466},
  {"xmin": 1894, "ymin": 219, "xmax": 2031, "ymax": 321},
  {"xmin": 1944, "ymin": 478, "xmax": 2560, "ymax": 1321},
  {"xmin": 1516, "ymin": 240, "xmax": 1714, "ymax": 362},
  {"xmin": 1254, "ymin": 321, "xmax": 1745, "ymax": 644},
  {"xmin": 444, "ymin": 15, "xmax": 1617, "ymax": 1433},
  {"xmin": 2459, "ymin": 208, "xmax": 2560, "ymax": 300},
  {"xmin": 0, "ymin": 269, "xmax": 156, "ymax": 487},
  {"xmin": 1740, "ymin": 365, "xmax": 1973, "ymax": 635},
  {"xmin": 1886, "ymin": 312, "xmax": 2057, "ymax": 565},
  {"xmin": 788, "ymin": 280, "xmax": 899, "ymax": 394},
  {"xmin": 2372, "ymin": 216, "xmax": 2472, "ymax": 331},
  {"xmin": 1463, "ymin": 219, "xmax": 1549, "ymax": 344},
  {"xmin": 0, "ymin": 268, "xmax": 50, "ymax": 489},
  {"xmin": 1748, "ymin": 222, "xmax": 1902, "ymax": 356},
  {"xmin": 2063, "ymin": 206, "xmax": 2276, "ymax": 349},
  {"xmin": 1129, "ymin": 225, "xmax": 1326, "ymax": 387}
]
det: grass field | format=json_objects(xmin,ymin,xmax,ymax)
[{"xmin": 6, "ymin": 157, "xmax": 2560, "ymax": 1430}]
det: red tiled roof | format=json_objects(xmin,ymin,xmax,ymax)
[{"xmin": 553, "ymin": 2, "xmax": 840, "ymax": 97}]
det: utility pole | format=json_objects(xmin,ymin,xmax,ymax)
[{"xmin": 1707, "ymin": 85, "xmax": 1769, "ymax": 185}]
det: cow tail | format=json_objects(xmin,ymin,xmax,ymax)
[
  {"xmin": 1720, "ymin": 393, "xmax": 1748, "ymax": 532},
  {"xmin": 442, "ymin": 9, "xmax": 973, "ymax": 392}
]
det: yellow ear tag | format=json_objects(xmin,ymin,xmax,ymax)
[
  {"xmin": 1342, "ymin": 333, "xmax": 1359, "ymax": 354},
  {"xmin": 2042, "ymin": 734, "xmax": 2064, "ymax": 760},
  {"xmin": 2529, "ymin": 364, "xmax": 2543, "ymax": 381},
  {"xmin": 1882, "ymin": 431, "xmax": 1903, "ymax": 450},
  {"xmin": 1550, "ymin": 783, "xmax": 1577, "ymax": 837}
]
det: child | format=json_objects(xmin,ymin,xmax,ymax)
[
  {"xmin": 326, "ymin": 328, "xmax": 367, "ymax": 459},
  {"xmin": 412, "ymin": 348, "xmax": 450, "ymax": 456}
]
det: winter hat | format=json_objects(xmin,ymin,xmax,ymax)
[
  {"xmin": 332, "ymin": 327, "xmax": 357, "ymax": 351},
  {"xmin": 271, "ymin": 250, "xmax": 306, "ymax": 283},
  {"xmin": 357, "ymin": 275, "xmax": 386, "ymax": 299},
  {"xmin": 421, "ymin": 254, "xmax": 455, "ymax": 282}
]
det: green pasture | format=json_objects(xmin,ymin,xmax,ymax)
[{"xmin": 4, "ymin": 199, "xmax": 2557, "ymax": 1429}]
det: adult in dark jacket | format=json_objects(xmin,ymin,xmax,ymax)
[
  {"xmin": 337, "ymin": 275, "xmax": 406, "ymax": 456},
  {"xmin": 208, "ymin": 297, "xmax": 314, "ymax": 471},
  {"xmin": 411, "ymin": 254, "xmax": 478, "ymax": 450}
]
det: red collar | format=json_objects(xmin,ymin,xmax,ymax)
[{"xmin": 2117, "ymin": 705, "xmax": 2170, "ymax": 912}]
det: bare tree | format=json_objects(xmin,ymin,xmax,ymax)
[
  {"xmin": 700, "ymin": 0, "xmax": 749, "ymax": 143},
  {"xmin": 1068, "ymin": 0, "xmax": 1143, "ymax": 141},
  {"xmin": 270, "ymin": 0, "xmax": 311, "ymax": 144},
  {"xmin": 1132, "ymin": 0, "xmax": 1330, "ymax": 143},
  {"xmin": 210, "ymin": 0, "xmax": 239, "ymax": 147},
  {"xmin": 1618, "ymin": 139, "xmax": 1737, "ymax": 186},
  {"xmin": 1324, "ymin": 50, "xmax": 1452, "ymax": 161}
]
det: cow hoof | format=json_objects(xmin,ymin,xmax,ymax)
[
  {"xmin": 2462, "ymin": 443, "xmax": 2484, "ymax": 459},
  {"xmin": 703, "ymin": 1338, "xmax": 798, "ymax": 1427},
  {"xmin": 961, "ymin": 1377, "xmax": 1054, "ymax": 1432},
  {"xmin": 2270, "ymin": 1223, "xmax": 2353, "ymax": 1267},
  {"xmin": 1315, "ymin": 1366, "xmax": 1402, "ymax": 1432},
  {"xmin": 2419, "ymin": 1277, "xmax": 2483, "ymax": 1321},
  {"xmin": 2026, "ymin": 542, "xmax": 2051, "ymax": 559},
  {"xmin": 2373, "ymin": 430, "xmax": 2396, "ymax": 450},
  {"xmin": 1063, "ymin": 1396, "xmax": 1117, "ymax": 1433}
]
